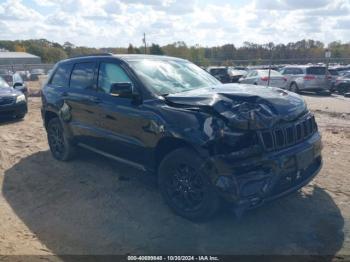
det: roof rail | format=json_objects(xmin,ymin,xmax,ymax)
[{"xmin": 70, "ymin": 53, "xmax": 113, "ymax": 58}]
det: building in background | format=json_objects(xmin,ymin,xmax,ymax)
[{"xmin": 0, "ymin": 52, "xmax": 41, "ymax": 65}]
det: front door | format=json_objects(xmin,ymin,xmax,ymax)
[{"xmin": 93, "ymin": 61, "xmax": 156, "ymax": 167}]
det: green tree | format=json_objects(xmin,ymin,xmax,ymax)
[
  {"xmin": 127, "ymin": 44, "xmax": 135, "ymax": 54},
  {"xmin": 149, "ymin": 44, "xmax": 164, "ymax": 55}
]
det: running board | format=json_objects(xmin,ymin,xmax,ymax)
[{"xmin": 78, "ymin": 143, "xmax": 146, "ymax": 171}]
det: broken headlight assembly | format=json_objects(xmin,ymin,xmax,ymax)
[{"xmin": 204, "ymin": 117, "xmax": 260, "ymax": 156}]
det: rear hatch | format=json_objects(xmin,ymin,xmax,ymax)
[{"xmin": 305, "ymin": 67, "xmax": 329, "ymax": 89}]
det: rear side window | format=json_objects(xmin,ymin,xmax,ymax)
[
  {"xmin": 50, "ymin": 64, "xmax": 72, "ymax": 87},
  {"xmin": 70, "ymin": 62, "xmax": 96, "ymax": 90},
  {"xmin": 294, "ymin": 68, "xmax": 303, "ymax": 74},
  {"xmin": 306, "ymin": 67, "xmax": 326, "ymax": 75},
  {"xmin": 282, "ymin": 68, "xmax": 294, "ymax": 75},
  {"xmin": 328, "ymin": 70, "xmax": 339, "ymax": 76},
  {"xmin": 210, "ymin": 69, "xmax": 227, "ymax": 75}
]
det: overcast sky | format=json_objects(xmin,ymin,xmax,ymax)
[{"xmin": 0, "ymin": 0, "xmax": 349, "ymax": 48}]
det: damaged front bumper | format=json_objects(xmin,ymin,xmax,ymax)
[{"xmin": 207, "ymin": 131, "xmax": 322, "ymax": 209}]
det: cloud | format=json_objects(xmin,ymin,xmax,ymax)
[
  {"xmin": 0, "ymin": 0, "xmax": 349, "ymax": 48},
  {"xmin": 335, "ymin": 18, "xmax": 350, "ymax": 29},
  {"xmin": 255, "ymin": 0, "xmax": 331, "ymax": 10},
  {"xmin": 0, "ymin": 0, "xmax": 42, "ymax": 20}
]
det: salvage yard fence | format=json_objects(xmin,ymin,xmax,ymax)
[
  {"xmin": 1, "ymin": 57, "xmax": 350, "ymax": 74},
  {"xmin": 0, "ymin": 64, "xmax": 54, "ymax": 73},
  {"xmin": 197, "ymin": 57, "xmax": 350, "ymax": 67}
]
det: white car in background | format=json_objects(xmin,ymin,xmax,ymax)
[{"xmin": 239, "ymin": 69, "xmax": 287, "ymax": 88}]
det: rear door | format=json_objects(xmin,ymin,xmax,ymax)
[
  {"xmin": 305, "ymin": 67, "xmax": 330, "ymax": 89},
  {"xmin": 64, "ymin": 61, "xmax": 101, "ymax": 145}
]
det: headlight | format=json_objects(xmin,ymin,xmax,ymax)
[{"xmin": 16, "ymin": 94, "xmax": 26, "ymax": 103}]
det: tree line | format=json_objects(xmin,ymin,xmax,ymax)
[{"xmin": 1, "ymin": 39, "xmax": 350, "ymax": 66}]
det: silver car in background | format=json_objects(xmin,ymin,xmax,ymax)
[
  {"xmin": 239, "ymin": 69, "xmax": 287, "ymax": 88},
  {"xmin": 280, "ymin": 65, "xmax": 331, "ymax": 93}
]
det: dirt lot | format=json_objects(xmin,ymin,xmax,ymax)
[{"xmin": 0, "ymin": 88, "xmax": 350, "ymax": 256}]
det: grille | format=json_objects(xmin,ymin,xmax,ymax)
[
  {"xmin": 258, "ymin": 115, "xmax": 317, "ymax": 151},
  {"xmin": 0, "ymin": 96, "xmax": 15, "ymax": 106}
]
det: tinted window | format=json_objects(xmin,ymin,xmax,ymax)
[
  {"xmin": 70, "ymin": 62, "xmax": 96, "ymax": 90},
  {"xmin": 210, "ymin": 68, "xmax": 227, "ymax": 75},
  {"xmin": 294, "ymin": 68, "xmax": 303, "ymax": 74},
  {"xmin": 306, "ymin": 67, "xmax": 326, "ymax": 75},
  {"xmin": 283, "ymin": 68, "xmax": 294, "ymax": 75},
  {"xmin": 50, "ymin": 64, "xmax": 72, "ymax": 87},
  {"xmin": 328, "ymin": 70, "xmax": 339, "ymax": 76},
  {"xmin": 98, "ymin": 63, "xmax": 131, "ymax": 93}
]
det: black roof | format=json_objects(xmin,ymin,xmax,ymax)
[{"xmin": 61, "ymin": 54, "xmax": 186, "ymax": 64}]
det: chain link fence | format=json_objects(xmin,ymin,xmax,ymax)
[{"xmin": 0, "ymin": 64, "xmax": 54, "ymax": 74}]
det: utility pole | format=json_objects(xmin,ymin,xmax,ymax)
[
  {"xmin": 267, "ymin": 43, "xmax": 273, "ymax": 87},
  {"xmin": 142, "ymin": 33, "xmax": 147, "ymax": 54}
]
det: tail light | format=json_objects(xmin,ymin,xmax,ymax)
[
  {"xmin": 283, "ymin": 77, "xmax": 287, "ymax": 82},
  {"xmin": 261, "ymin": 76, "xmax": 269, "ymax": 81},
  {"xmin": 304, "ymin": 75, "xmax": 315, "ymax": 80},
  {"xmin": 327, "ymin": 75, "xmax": 332, "ymax": 80}
]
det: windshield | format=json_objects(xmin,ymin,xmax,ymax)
[
  {"xmin": 0, "ymin": 76, "xmax": 10, "ymax": 88},
  {"xmin": 128, "ymin": 59, "xmax": 221, "ymax": 95}
]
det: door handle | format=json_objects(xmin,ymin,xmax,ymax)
[{"xmin": 62, "ymin": 92, "xmax": 68, "ymax": 98}]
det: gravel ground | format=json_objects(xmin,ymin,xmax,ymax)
[{"xmin": 0, "ymin": 93, "xmax": 349, "ymax": 257}]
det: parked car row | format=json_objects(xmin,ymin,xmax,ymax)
[
  {"xmin": 0, "ymin": 75, "xmax": 27, "ymax": 120},
  {"xmin": 206, "ymin": 67, "xmax": 247, "ymax": 83},
  {"xmin": 207, "ymin": 64, "xmax": 350, "ymax": 96},
  {"xmin": 0, "ymin": 68, "xmax": 47, "ymax": 81}
]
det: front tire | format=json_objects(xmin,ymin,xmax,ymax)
[
  {"xmin": 47, "ymin": 118, "xmax": 76, "ymax": 161},
  {"xmin": 289, "ymin": 83, "xmax": 299, "ymax": 93},
  {"xmin": 158, "ymin": 148, "xmax": 220, "ymax": 221}
]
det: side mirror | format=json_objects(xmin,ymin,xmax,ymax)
[{"xmin": 110, "ymin": 82, "xmax": 134, "ymax": 98}]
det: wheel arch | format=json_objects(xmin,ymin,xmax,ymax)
[
  {"xmin": 44, "ymin": 110, "xmax": 59, "ymax": 129},
  {"xmin": 154, "ymin": 137, "xmax": 205, "ymax": 170}
]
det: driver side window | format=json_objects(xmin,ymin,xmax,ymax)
[{"xmin": 98, "ymin": 63, "xmax": 131, "ymax": 94}]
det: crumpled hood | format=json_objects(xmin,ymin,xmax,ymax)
[{"xmin": 165, "ymin": 84, "xmax": 307, "ymax": 130}]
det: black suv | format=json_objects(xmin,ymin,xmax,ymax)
[{"xmin": 41, "ymin": 54, "xmax": 322, "ymax": 220}]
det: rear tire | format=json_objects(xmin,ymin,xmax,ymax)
[
  {"xmin": 47, "ymin": 118, "xmax": 76, "ymax": 161},
  {"xmin": 158, "ymin": 148, "xmax": 220, "ymax": 221},
  {"xmin": 16, "ymin": 114, "xmax": 25, "ymax": 119},
  {"xmin": 337, "ymin": 85, "xmax": 349, "ymax": 95}
]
